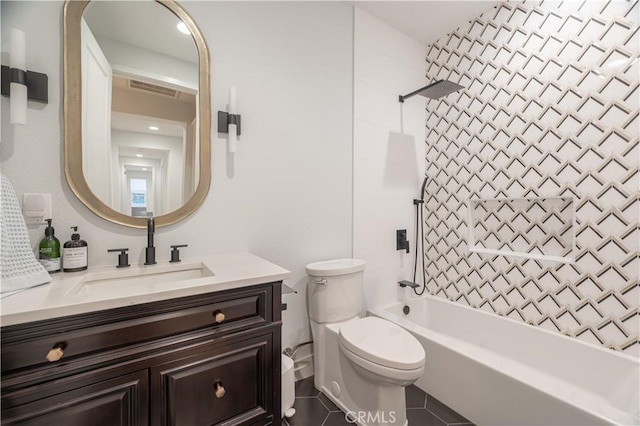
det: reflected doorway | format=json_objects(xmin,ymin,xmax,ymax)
[{"xmin": 123, "ymin": 167, "xmax": 155, "ymax": 217}]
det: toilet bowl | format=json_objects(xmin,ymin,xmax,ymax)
[
  {"xmin": 339, "ymin": 316, "xmax": 425, "ymax": 387},
  {"xmin": 306, "ymin": 259, "xmax": 426, "ymax": 426}
]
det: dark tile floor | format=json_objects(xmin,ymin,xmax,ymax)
[{"xmin": 283, "ymin": 376, "xmax": 474, "ymax": 426}]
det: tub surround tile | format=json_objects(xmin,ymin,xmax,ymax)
[
  {"xmin": 353, "ymin": 7, "xmax": 427, "ymax": 312},
  {"xmin": 423, "ymin": 0, "xmax": 639, "ymax": 355}
]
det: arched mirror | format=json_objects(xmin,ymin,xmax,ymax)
[{"xmin": 63, "ymin": 0, "xmax": 211, "ymax": 228}]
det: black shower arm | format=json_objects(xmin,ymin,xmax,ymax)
[{"xmin": 398, "ymin": 80, "xmax": 443, "ymax": 103}]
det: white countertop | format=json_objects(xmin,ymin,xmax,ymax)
[{"xmin": 0, "ymin": 252, "xmax": 291, "ymax": 327}]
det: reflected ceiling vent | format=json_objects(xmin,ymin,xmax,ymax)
[{"xmin": 129, "ymin": 80, "xmax": 178, "ymax": 98}]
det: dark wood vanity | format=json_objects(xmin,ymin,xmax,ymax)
[{"xmin": 1, "ymin": 281, "xmax": 282, "ymax": 426}]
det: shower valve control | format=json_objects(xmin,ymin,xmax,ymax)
[{"xmin": 396, "ymin": 229, "xmax": 409, "ymax": 253}]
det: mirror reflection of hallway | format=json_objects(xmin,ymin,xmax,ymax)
[
  {"xmin": 123, "ymin": 167, "xmax": 156, "ymax": 217},
  {"xmin": 129, "ymin": 176, "xmax": 150, "ymax": 217},
  {"xmin": 80, "ymin": 0, "xmax": 199, "ymax": 217},
  {"xmin": 111, "ymin": 115, "xmax": 191, "ymax": 216}
]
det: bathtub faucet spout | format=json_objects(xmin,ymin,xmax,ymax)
[{"xmin": 399, "ymin": 280, "xmax": 420, "ymax": 288}]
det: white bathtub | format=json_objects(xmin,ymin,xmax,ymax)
[{"xmin": 369, "ymin": 295, "xmax": 639, "ymax": 426}]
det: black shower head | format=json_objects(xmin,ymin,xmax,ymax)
[{"xmin": 399, "ymin": 79, "xmax": 464, "ymax": 103}]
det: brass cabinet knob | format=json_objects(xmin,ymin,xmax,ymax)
[
  {"xmin": 213, "ymin": 310, "xmax": 225, "ymax": 323},
  {"xmin": 214, "ymin": 382, "xmax": 226, "ymax": 398},
  {"xmin": 45, "ymin": 344, "xmax": 66, "ymax": 362}
]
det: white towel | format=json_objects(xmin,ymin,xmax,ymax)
[{"xmin": 1, "ymin": 174, "xmax": 51, "ymax": 293}]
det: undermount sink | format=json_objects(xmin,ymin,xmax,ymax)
[{"xmin": 67, "ymin": 262, "xmax": 215, "ymax": 297}]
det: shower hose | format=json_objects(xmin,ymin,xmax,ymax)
[{"xmin": 412, "ymin": 177, "xmax": 428, "ymax": 295}]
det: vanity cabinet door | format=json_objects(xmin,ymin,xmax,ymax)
[
  {"xmin": 152, "ymin": 333, "xmax": 273, "ymax": 426},
  {"xmin": 1, "ymin": 369, "xmax": 148, "ymax": 426}
]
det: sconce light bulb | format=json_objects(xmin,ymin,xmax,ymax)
[{"xmin": 10, "ymin": 28, "xmax": 27, "ymax": 125}]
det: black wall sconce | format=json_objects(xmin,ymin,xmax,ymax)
[
  {"xmin": 217, "ymin": 111, "xmax": 242, "ymax": 135},
  {"xmin": 217, "ymin": 110, "xmax": 242, "ymax": 153},
  {"xmin": 1, "ymin": 66, "xmax": 48, "ymax": 103},
  {"xmin": 218, "ymin": 87, "xmax": 241, "ymax": 153},
  {"xmin": 1, "ymin": 29, "xmax": 48, "ymax": 125}
]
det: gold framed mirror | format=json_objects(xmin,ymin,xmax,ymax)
[{"xmin": 63, "ymin": 0, "xmax": 211, "ymax": 228}]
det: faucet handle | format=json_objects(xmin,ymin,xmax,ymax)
[
  {"xmin": 170, "ymin": 244, "xmax": 188, "ymax": 263},
  {"xmin": 107, "ymin": 248, "xmax": 130, "ymax": 268}
]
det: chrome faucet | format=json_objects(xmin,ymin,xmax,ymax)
[{"xmin": 144, "ymin": 217, "xmax": 156, "ymax": 265}]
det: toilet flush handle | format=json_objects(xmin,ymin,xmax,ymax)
[{"xmin": 312, "ymin": 278, "xmax": 327, "ymax": 286}]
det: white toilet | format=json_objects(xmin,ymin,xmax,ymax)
[{"xmin": 306, "ymin": 259, "xmax": 425, "ymax": 426}]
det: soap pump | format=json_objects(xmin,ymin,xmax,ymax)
[
  {"xmin": 39, "ymin": 219, "xmax": 61, "ymax": 273},
  {"xmin": 63, "ymin": 226, "xmax": 88, "ymax": 272}
]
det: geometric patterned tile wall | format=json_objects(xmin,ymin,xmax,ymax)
[{"xmin": 423, "ymin": 0, "xmax": 639, "ymax": 356}]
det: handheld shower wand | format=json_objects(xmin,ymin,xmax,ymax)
[
  {"xmin": 414, "ymin": 176, "xmax": 429, "ymax": 205},
  {"xmin": 411, "ymin": 177, "xmax": 428, "ymax": 295},
  {"xmin": 399, "ymin": 177, "xmax": 429, "ymax": 294}
]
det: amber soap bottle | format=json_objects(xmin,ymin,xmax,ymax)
[{"xmin": 63, "ymin": 226, "xmax": 88, "ymax": 272}]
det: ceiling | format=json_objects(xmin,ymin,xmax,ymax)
[
  {"xmin": 83, "ymin": 0, "xmax": 198, "ymax": 64},
  {"xmin": 112, "ymin": 112, "xmax": 185, "ymax": 138},
  {"xmin": 82, "ymin": 1, "xmax": 499, "ymax": 63},
  {"xmin": 351, "ymin": 1, "xmax": 501, "ymax": 45}
]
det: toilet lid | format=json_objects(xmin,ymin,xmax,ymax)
[
  {"xmin": 339, "ymin": 317, "xmax": 425, "ymax": 370},
  {"xmin": 305, "ymin": 259, "xmax": 365, "ymax": 277}
]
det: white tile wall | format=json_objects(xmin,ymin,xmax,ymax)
[{"xmin": 353, "ymin": 8, "xmax": 427, "ymax": 309}]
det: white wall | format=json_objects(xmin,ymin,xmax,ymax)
[
  {"xmin": 353, "ymin": 9, "xmax": 427, "ymax": 309},
  {"xmin": 0, "ymin": 1, "xmax": 354, "ymax": 352}
]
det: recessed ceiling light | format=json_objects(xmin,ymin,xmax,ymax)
[
  {"xmin": 142, "ymin": 168, "xmax": 148, "ymax": 171},
  {"xmin": 136, "ymin": 154, "xmax": 143, "ymax": 158},
  {"xmin": 177, "ymin": 22, "xmax": 190, "ymax": 35},
  {"xmin": 149, "ymin": 126, "xmax": 159, "ymax": 131}
]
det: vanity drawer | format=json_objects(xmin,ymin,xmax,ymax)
[
  {"xmin": 2, "ymin": 288, "xmax": 270, "ymax": 374},
  {"xmin": 152, "ymin": 334, "xmax": 272, "ymax": 426},
  {"xmin": 1, "ymin": 368, "xmax": 149, "ymax": 425}
]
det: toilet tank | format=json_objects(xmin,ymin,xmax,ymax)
[{"xmin": 306, "ymin": 259, "xmax": 365, "ymax": 324}]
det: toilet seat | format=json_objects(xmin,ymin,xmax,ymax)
[
  {"xmin": 339, "ymin": 341, "xmax": 425, "ymax": 385},
  {"xmin": 339, "ymin": 317, "xmax": 425, "ymax": 370}
]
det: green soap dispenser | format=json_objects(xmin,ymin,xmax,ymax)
[
  {"xmin": 63, "ymin": 226, "xmax": 88, "ymax": 272},
  {"xmin": 39, "ymin": 219, "xmax": 61, "ymax": 273}
]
